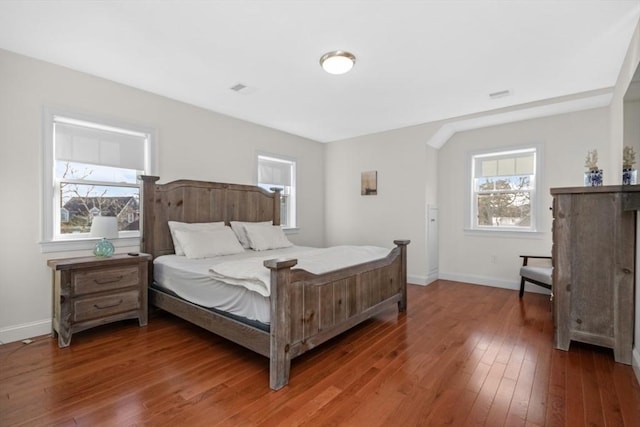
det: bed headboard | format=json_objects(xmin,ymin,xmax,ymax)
[{"xmin": 139, "ymin": 175, "xmax": 281, "ymax": 258}]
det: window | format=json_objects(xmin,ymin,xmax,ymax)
[
  {"xmin": 257, "ymin": 154, "xmax": 296, "ymax": 228},
  {"xmin": 42, "ymin": 109, "xmax": 153, "ymax": 251},
  {"xmin": 470, "ymin": 147, "xmax": 538, "ymax": 232}
]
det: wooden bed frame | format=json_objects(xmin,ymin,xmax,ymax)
[{"xmin": 140, "ymin": 175, "xmax": 409, "ymax": 390}]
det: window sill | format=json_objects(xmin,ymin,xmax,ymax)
[
  {"xmin": 463, "ymin": 228, "xmax": 546, "ymax": 239},
  {"xmin": 40, "ymin": 237, "xmax": 141, "ymax": 253},
  {"xmin": 283, "ymin": 227, "xmax": 299, "ymax": 235}
]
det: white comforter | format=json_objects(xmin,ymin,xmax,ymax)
[{"xmin": 209, "ymin": 245, "xmax": 390, "ymax": 297}]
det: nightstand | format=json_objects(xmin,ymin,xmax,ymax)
[{"xmin": 47, "ymin": 253, "xmax": 151, "ymax": 347}]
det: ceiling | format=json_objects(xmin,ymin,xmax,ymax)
[{"xmin": 1, "ymin": 1, "xmax": 639, "ymax": 143}]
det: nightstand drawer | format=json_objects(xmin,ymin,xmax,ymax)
[
  {"xmin": 73, "ymin": 265, "xmax": 140, "ymax": 295},
  {"xmin": 73, "ymin": 290, "xmax": 141, "ymax": 322}
]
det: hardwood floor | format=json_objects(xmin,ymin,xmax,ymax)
[{"xmin": 1, "ymin": 280, "xmax": 639, "ymax": 426}]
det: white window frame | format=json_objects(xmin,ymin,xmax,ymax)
[
  {"xmin": 41, "ymin": 107, "xmax": 155, "ymax": 253},
  {"xmin": 256, "ymin": 153, "xmax": 297, "ymax": 230},
  {"xmin": 466, "ymin": 144, "xmax": 543, "ymax": 235}
]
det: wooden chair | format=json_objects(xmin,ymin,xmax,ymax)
[{"xmin": 519, "ymin": 255, "xmax": 552, "ymax": 298}]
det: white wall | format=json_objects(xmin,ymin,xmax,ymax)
[
  {"xmin": 437, "ymin": 108, "xmax": 610, "ymax": 289},
  {"xmin": 0, "ymin": 49, "xmax": 325, "ymax": 343},
  {"xmin": 325, "ymin": 124, "xmax": 440, "ymax": 285}
]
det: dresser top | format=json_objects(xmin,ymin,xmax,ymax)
[
  {"xmin": 47, "ymin": 253, "xmax": 151, "ymax": 270},
  {"xmin": 550, "ymin": 184, "xmax": 640, "ymax": 195}
]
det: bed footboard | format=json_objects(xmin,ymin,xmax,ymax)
[{"xmin": 264, "ymin": 240, "xmax": 410, "ymax": 390}]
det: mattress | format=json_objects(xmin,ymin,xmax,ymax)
[{"xmin": 153, "ymin": 246, "xmax": 316, "ymax": 324}]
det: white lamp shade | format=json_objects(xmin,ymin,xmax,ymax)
[{"xmin": 90, "ymin": 216, "xmax": 118, "ymax": 239}]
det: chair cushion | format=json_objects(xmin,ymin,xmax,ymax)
[{"xmin": 520, "ymin": 266, "xmax": 552, "ymax": 285}]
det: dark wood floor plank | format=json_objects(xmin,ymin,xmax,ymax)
[
  {"xmin": 505, "ymin": 357, "xmax": 536, "ymax": 427},
  {"xmin": 1, "ymin": 281, "xmax": 639, "ymax": 426},
  {"xmin": 545, "ymin": 349, "xmax": 567, "ymax": 427},
  {"xmin": 592, "ymin": 346, "xmax": 626, "ymax": 427},
  {"xmin": 579, "ymin": 344, "xmax": 607, "ymax": 426},
  {"xmin": 565, "ymin": 346, "xmax": 586, "ymax": 427},
  {"xmin": 525, "ymin": 307, "xmax": 553, "ymax": 425},
  {"xmin": 612, "ymin": 358, "xmax": 640, "ymax": 427}
]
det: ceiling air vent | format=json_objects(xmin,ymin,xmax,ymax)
[
  {"xmin": 230, "ymin": 83, "xmax": 247, "ymax": 92},
  {"xmin": 489, "ymin": 89, "xmax": 512, "ymax": 99},
  {"xmin": 230, "ymin": 83, "xmax": 256, "ymax": 95}
]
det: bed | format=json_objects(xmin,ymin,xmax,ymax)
[{"xmin": 140, "ymin": 175, "xmax": 410, "ymax": 390}]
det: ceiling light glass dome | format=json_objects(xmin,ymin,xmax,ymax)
[{"xmin": 320, "ymin": 51, "xmax": 356, "ymax": 75}]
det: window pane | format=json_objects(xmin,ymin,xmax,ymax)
[
  {"xmin": 475, "ymin": 176, "xmax": 532, "ymax": 192},
  {"xmin": 59, "ymin": 183, "xmax": 139, "ymax": 234},
  {"xmin": 474, "ymin": 150, "xmax": 535, "ymax": 178},
  {"xmin": 476, "ymin": 191, "xmax": 531, "ymax": 227},
  {"xmin": 257, "ymin": 154, "xmax": 296, "ymax": 228},
  {"xmin": 55, "ymin": 161, "xmax": 138, "ymax": 184},
  {"xmin": 54, "ymin": 120, "xmax": 146, "ymax": 170},
  {"xmin": 471, "ymin": 147, "xmax": 537, "ymax": 232},
  {"xmin": 257, "ymin": 183, "xmax": 289, "ymax": 226}
]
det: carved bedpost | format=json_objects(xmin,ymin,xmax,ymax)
[
  {"xmin": 263, "ymin": 257, "xmax": 297, "ymax": 390},
  {"xmin": 393, "ymin": 240, "xmax": 410, "ymax": 312},
  {"xmin": 140, "ymin": 175, "xmax": 160, "ymax": 257},
  {"xmin": 140, "ymin": 175, "xmax": 159, "ymax": 289}
]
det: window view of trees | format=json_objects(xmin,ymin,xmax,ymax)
[
  {"xmin": 476, "ymin": 176, "xmax": 531, "ymax": 227},
  {"xmin": 57, "ymin": 162, "xmax": 140, "ymax": 235}
]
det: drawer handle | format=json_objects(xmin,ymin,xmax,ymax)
[
  {"xmin": 94, "ymin": 299, "xmax": 123, "ymax": 310},
  {"xmin": 93, "ymin": 276, "xmax": 124, "ymax": 285}
]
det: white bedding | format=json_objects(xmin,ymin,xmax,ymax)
[
  {"xmin": 209, "ymin": 245, "xmax": 391, "ymax": 297},
  {"xmin": 153, "ymin": 245, "xmax": 391, "ymax": 324},
  {"xmin": 154, "ymin": 246, "xmax": 316, "ymax": 324}
]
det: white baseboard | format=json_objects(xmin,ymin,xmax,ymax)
[
  {"xmin": 0, "ymin": 319, "xmax": 51, "ymax": 345},
  {"xmin": 408, "ymin": 273, "xmax": 441, "ymax": 286},
  {"xmin": 438, "ymin": 272, "xmax": 551, "ymax": 295},
  {"xmin": 426, "ymin": 270, "xmax": 438, "ymax": 285},
  {"xmin": 408, "ymin": 274, "xmax": 427, "ymax": 286},
  {"xmin": 633, "ymin": 346, "xmax": 640, "ymax": 385}
]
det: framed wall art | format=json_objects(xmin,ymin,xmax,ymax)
[{"xmin": 361, "ymin": 170, "xmax": 377, "ymax": 195}]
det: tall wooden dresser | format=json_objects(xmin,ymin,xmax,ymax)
[{"xmin": 551, "ymin": 185, "xmax": 639, "ymax": 364}]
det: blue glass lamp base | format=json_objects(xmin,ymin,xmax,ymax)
[{"xmin": 94, "ymin": 238, "xmax": 115, "ymax": 257}]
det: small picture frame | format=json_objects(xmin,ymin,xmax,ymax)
[{"xmin": 361, "ymin": 170, "xmax": 377, "ymax": 195}]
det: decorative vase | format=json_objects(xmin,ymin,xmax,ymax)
[
  {"xmin": 93, "ymin": 238, "xmax": 115, "ymax": 257},
  {"xmin": 622, "ymin": 168, "xmax": 637, "ymax": 185},
  {"xmin": 584, "ymin": 169, "xmax": 603, "ymax": 186}
]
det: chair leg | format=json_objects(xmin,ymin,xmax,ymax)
[{"xmin": 519, "ymin": 277, "xmax": 525, "ymax": 298}]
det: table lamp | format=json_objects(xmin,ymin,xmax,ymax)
[{"xmin": 90, "ymin": 216, "xmax": 118, "ymax": 257}]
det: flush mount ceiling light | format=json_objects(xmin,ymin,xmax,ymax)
[{"xmin": 320, "ymin": 50, "xmax": 356, "ymax": 75}]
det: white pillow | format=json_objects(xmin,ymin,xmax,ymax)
[
  {"xmin": 243, "ymin": 223, "xmax": 292, "ymax": 251},
  {"xmin": 168, "ymin": 221, "xmax": 226, "ymax": 256},
  {"xmin": 174, "ymin": 227, "xmax": 244, "ymax": 259},
  {"xmin": 230, "ymin": 221, "xmax": 272, "ymax": 248}
]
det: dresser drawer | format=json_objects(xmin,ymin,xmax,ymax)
[
  {"xmin": 73, "ymin": 290, "xmax": 140, "ymax": 322},
  {"xmin": 73, "ymin": 265, "xmax": 140, "ymax": 295}
]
